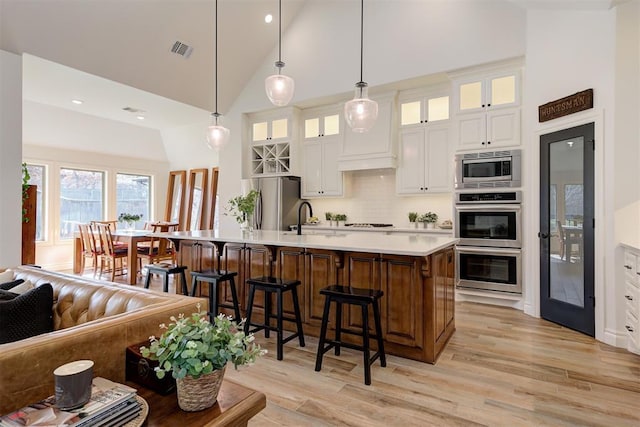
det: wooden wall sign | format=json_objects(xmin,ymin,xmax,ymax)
[{"xmin": 538, "ymin": 89, "xmax": 593, "ymax": 122}]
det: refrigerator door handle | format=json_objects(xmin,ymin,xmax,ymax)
[{"xmin": 256, "ymin": 190, "xmax": 263, "ymax": 230}]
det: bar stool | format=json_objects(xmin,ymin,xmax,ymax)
[
  {"xmin": 190, "ymin": 270, "xmax": 241, "ymax": 322},
  {"xmin": 144, "ymin": 263, "xmax": 188, "ymax": 295},
  {"xmin": 314, "ymin": 285, "xmax": 386, "ymax": 385},
  {"xmin": 244, "ymin": 276, "xmax": 305, "ymax": 361}
]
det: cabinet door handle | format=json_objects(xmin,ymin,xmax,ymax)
[
  {"xmin": 487, "ymin": 103, "xmax": 491, "ymax": 107},
  {"xmin": 624, "ymin": 264, "xmax": 632, "ymax": 270},
  {"xmin": 626, "ymin": 325, "xmax": 635, "ymax": 332},
  {"xmin": 481, "ymin": 142, "xmax": 486, "ymax": 145},
  {"xmin": 487, "ymin": 141, "xmax": 491, "ymax": 145},
  {"xmin": 481, "ymin": 104, "xmax": 485, "ymax": 108},
  {"xmin": 625, "ymin": 295, "xmax": 633, "ymax": 301}
]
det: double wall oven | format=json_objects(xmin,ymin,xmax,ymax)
[{"xmin": 455, "ymin": 191, "xmax": 523, "ymax": 294}]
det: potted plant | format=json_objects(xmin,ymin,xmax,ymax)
[
  {"xmin": 408, "ymin": 212, "xmax": 418, "ymax": 228},
  {"xmin": 225, "ymin": 190, "xmax": 259, "ymax": 231},
  {"xmin": 141, "ymin": 307, "xmax": 265, "ymax": 412},
  {"xmin": 419, "ymin": 212, "xmax": 438, "ymax": 229},
  {"xmin": 325, "ymin": 212, "xmax": 333, "ymax": 226},
  {"xmin": 118, "ymin": 212, "xmax": 143, "ymax": 230},
  {"xmin": 335, "ymin": 213, "xmax": 347, "ymax": 226}
]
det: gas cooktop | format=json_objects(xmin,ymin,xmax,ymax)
[{"xmin": 344, "ymin": 223, "xmax": 394, "ymax": 228}]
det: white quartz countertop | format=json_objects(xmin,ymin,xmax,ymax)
[
  {"xmin": 298, "ymin": 224, "xmax": 453, "ymax": 235},
  {"xmin": 155, "ymin": 229, "xmax": 458, "ymax": 257}
]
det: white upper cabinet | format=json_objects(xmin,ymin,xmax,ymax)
[
  {"xmin": 248, "ymin": 108, "xmax": 299, "ymax": 176},
  {"xmin": 450, "ymin": 63, "xmax": 522, "ymax": 151},
  {"xmin": 301, "ymin": 105, "xmax": 344, "ymax": 197},
  {"xmin": 338, "ymin": 92, "xmax": 397, "ymax": 171},
  {"xmin": 400, "ymin": 90, "xmax": 450, "ymax": 127}
]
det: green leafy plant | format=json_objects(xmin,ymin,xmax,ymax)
[
  {"xmin": 118, "ymin": 212, "xmax": 143, "ymax": 224},
  {"xmin": 225, "ymin": 190, "xmax": 259, "ymax": 224},
  {"xmin": 21, "ymin": 163, "xmax": 30, "ymax": 223},
  {"xmin": 334, "ymin": 213, "xmax": 347, "ymax": 221},
  {"xmin": 408, "ymin": 212, "xmax": 418, "ymax": 222},
  {"xmin": 324, "ymin": 212, "xmax": 333, "ymax": 221},
  {"xmin": 141, "ymin": 306, "xmax": 265, "ymax": 380},
  {"xmin": 419, "ymin": 212, "xmax": 438, "ymax": 223}
]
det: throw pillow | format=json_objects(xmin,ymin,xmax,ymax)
[
  {"xmin": 0, "ymin": 269, "xmax": 13, "ymax": 284},
  {"xmin": 0, "ymin": 279, "xmax": 25, "ymax": 291},
  {"xmin": 0, "ymin": 283, "xmax": 54, "ymax": 344},
  {"xmin": 0, "ymin": 289, "xmax": 18, "ymax": 301},
  {"xmin": 8, "ymin": 280, "xmax": 34, "ymax": 295}
]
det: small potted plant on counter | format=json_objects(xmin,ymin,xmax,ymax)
[
  {"xmin": 226, "ymin": 190, "xmax": 259, "ymax": 231},
  {"xmin": 335, "ymin": 213, "xmax": 347, "ymax": 227},
  {"xmin": 408, "ymin": 212, "xmax": 418, "ymax": 228},
  {"xmin": 325, "ymin": 212, "xmax": 333, "ymax": 226},
  {"xmin": 419, "ymin": 212, "xmax": 438, "ymax": 229},
  {"xmin": 118, "ymin": 212, "xmax": 143, "ymax": 230}
]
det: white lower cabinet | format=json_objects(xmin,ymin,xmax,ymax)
[
  {"xmin": 302, "ymin": 136, "xmax": 343, "ymax": 197},
  {"xmin": 623, "ymin": 247, "xmax": 640, "ymax": 354},
  {"xmin": 396, "ymin": 123, "xmax": 451, "ymax": 194}
]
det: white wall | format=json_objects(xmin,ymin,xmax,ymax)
[
  {"xmin": 0, "ymin": 50, "xmax": 23, "ymax": 268},
  {"xmin": 522, "ymin": 8, "xmax": 616, "ymax": 343},
  {"xmin": 211, "ymin": 0, "xmax": 526, "ymax": 230}
]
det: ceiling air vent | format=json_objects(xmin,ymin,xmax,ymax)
[{"xmin": 171, "ymin": 41, "xmax": 193, "ymax": 59}]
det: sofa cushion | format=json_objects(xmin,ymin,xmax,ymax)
[
  {"xmin": 0, "ymin": 278, "xmax": 25, "ymax": 291},
  {"xmin": 0, "ymin": 269, "xmax": 14, "ymax": 284},
  {"xmin": 6, "ymin": 279, "xmax": 34, "ymax": 295},
  {"xmin": 0, "ymin": 283, "xmax": 54, "ymax": 344}
]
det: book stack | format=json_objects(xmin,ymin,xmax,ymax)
[{"xmin": 0, "ymin": 377, "xmax": 143, "ymax": 427}]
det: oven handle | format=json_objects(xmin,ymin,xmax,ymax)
[
  {"xmin": 455, "ymin": 204, "xmax": 521, "ymax": 211},
  {"xmin": 455, "ymin": 246, "xmax": 522, "ymax": 256}
]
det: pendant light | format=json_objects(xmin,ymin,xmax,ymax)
[
  {"xmin": 265, "ymin": 0, "xmax": 294, "ymax": 106},
  {"xmin": 344, "ymin": 0, "xmax": 378, "ymax": 133},
  {"xmin": 206, "ymin": 0, "xmax": 230, "ymax": 151}
]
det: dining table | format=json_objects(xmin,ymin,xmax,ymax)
[{"xmin": 73, "ymin": 229, "xmax": 152, "ymax": 285}]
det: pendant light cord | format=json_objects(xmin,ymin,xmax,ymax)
[
  {"xmin": 278, "ymin": 0, "xmax": 282, "ymax": 63},
  {"xmin": 359, "ymin": 0, "xmax": 364, "ymax": 84},
  {"xmin": 214, "ymin": 0, "xmax": 219, "ymax": 115}
]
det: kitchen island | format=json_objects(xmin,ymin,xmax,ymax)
[{"xmin": 157, "ymin": 229, "xmax": 458, "ymax": 364}]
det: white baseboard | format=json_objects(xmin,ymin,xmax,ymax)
[{"xmin": 603, "ymin": 327, "xmax": 627, "ymax": 348}]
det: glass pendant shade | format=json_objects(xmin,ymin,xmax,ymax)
[
  {"xmin": 206, "ymin": 114, "xmax": 230, "ymax": 151},
  {"xmin": 265, "ymin": 72, "xmax": 295, "ymax": 107},
  {"xmin": 344, "ymin": 83, "xmax": 378, "ymax": 133}
]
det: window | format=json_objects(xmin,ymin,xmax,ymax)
[
  {"xmin": 26, "ymin": 164, "xmax": 46, "ymax": 241},
  {"xmin": 564, "ymin": 184, "xmax": 584, "ymax": 225},
  {"xmin": 59, "ymin": 168, "xmax": 104, "ymax": 239},
  {"xmin": 116, "ymin": 173, "xmax": 150, "ymax": 229}
]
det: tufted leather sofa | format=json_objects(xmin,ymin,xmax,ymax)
[{"xmin": 0, "ymin": 266, "xmax": 206, "ymax": 414}]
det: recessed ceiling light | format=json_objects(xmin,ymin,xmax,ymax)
[
  {"xmin": 265, "ymin": 14, "xmax": 273, "ymax": 23},
  {"xmin": 71, "ymin": 99, "xmax": 83, "ymax": 105},
  {"xmin": 136, "ymin": 115, "xmax": 145, "ymax": 120}
]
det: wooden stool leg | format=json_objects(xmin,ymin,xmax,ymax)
[
  {"xmin": 334, "ymin": 300, "xmax": 342, "ymax": 356},
  {"xmin": 373, "ymin": 298, "xmax": 386, "ymax": 367},
  {"xmin": 180, "ymin": 271, "xmax": 188, "ymax": 296},
  {"xmin": 290, "ymin": 286, "xmax": 305, "ymax": 347},
  {"xmin": 315, "ymin": 295, "xmax": 332, "ymax": 372},
  {"xmin": 209, "ymin": 280, "xmax": 219, "ymax": 322},
  {"xmin": 362, "ymin": 303, "xmax": 371, "ymax": 386},
  {"xmin": 263, "ymin": 289, "xmax": 271, "ymax": 339},
  {"xmin": 276, "ymin": 289, "xmax": 284, "ymax": 361},
  {"xmin": 229, "ymin": 277, "xmax": 241, "ymax": 323},
  {"xmin": 144, "ymin": 270, "xmax": 152, "ymax": 289},
  {"xmin": 190, "ymin": 276, "xmax": 199, "ymax": 297},
  {"xmin": 244, "ymin": 284, "xmax": 256, "ymax": 336}
]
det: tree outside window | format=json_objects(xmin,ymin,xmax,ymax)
[
  {"xmin": 59, "ymin": 168, "xmax": 104, "ymax": 239},
  {"xmin": 116, "ymin": 173, "xmax": 150, "ymax": 229}
]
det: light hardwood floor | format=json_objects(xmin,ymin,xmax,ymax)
[
  {"xmin": 226, "ymin": 302, "xmax": 639, "ymax": 426},
  {"xmin": 76, "ymin": 269, "xmax": 639, "ymax": 426}
]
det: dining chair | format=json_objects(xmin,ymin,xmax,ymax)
[
  {"xmin": 94, "ymin": 222, "xmax": 128, "ymax": 281},
  {"xmin": 557, "ymin": 221, "xmax": 582, "ymax": 262},
  {"xmin": 137, "ymin": 222, "xmax": 179, "ymax": 268},
  {"xmin": 77, "ymin": 223, "xmax": 102, "ymax": 277}
]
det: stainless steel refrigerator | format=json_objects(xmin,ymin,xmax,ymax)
[{"xmin": 248, "ymin": 176, "xmax": 304, "ymax": 231}]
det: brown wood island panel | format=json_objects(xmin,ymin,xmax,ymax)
[{"xmin": 175, "ymin": 240, "xmax": 455, "ymax": 364}]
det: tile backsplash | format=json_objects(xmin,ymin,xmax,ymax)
[{"xmin": 306, "ymin": 169, "xmax": 453, "ymax": 226}]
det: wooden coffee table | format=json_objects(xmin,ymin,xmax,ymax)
[{"xmin": 130, "ymin": 379, "xmax": 266, "ymax": 426}]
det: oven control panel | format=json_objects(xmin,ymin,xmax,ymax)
[{"xmin": 456, "ymin": 191, "xmax": 522, "ymax": 204}]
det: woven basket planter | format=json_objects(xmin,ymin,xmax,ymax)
[{"xmin": 176, "ymin": 365, "xmax": 226, "ymax": 411}]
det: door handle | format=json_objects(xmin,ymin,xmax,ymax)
[{"xmin": 538, "ymin": 232, "xmax": 549, "ymax": 239}]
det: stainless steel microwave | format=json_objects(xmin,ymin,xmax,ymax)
[{"xmin": 454, "ymin": 149, "xmax": 521, "ymax": 189}]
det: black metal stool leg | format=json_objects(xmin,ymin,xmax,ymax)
[
  {"xmin": 315, "ymin": 295, "xmax": 332, "ymax": 372},
  {"xmin": 162, "ymin": 272, "xmax": 169, "ymax": 293},
  {"xmin": 190, "ymin": 276, "xmax": 199, "ymax": 297},
  {"xmin": 144, "ymin": 270, "xmax": 152, "ymax": 289},
  {"xmin": 362, "ymin": 303, "xmax": 371, "ymax": 386},
  {"xmin": 290, "ymin": 286, "xmax": 305, "ymax": 347},
  {"xmin": 209, "ymin": 280, "xmax": 219, "ymax": 322},
  {"xmin": 180, "ymin": 270, "xmax": 188, "ymax": 296}
]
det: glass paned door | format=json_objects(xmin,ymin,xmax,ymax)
[{"xmin": 540, "ymin": 123, "xmax": 594, "ymax": 336}]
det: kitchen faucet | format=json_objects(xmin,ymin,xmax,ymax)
[{"xmin": 297, "ymin": 201, "xmax": 313, "ymax": 235}]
